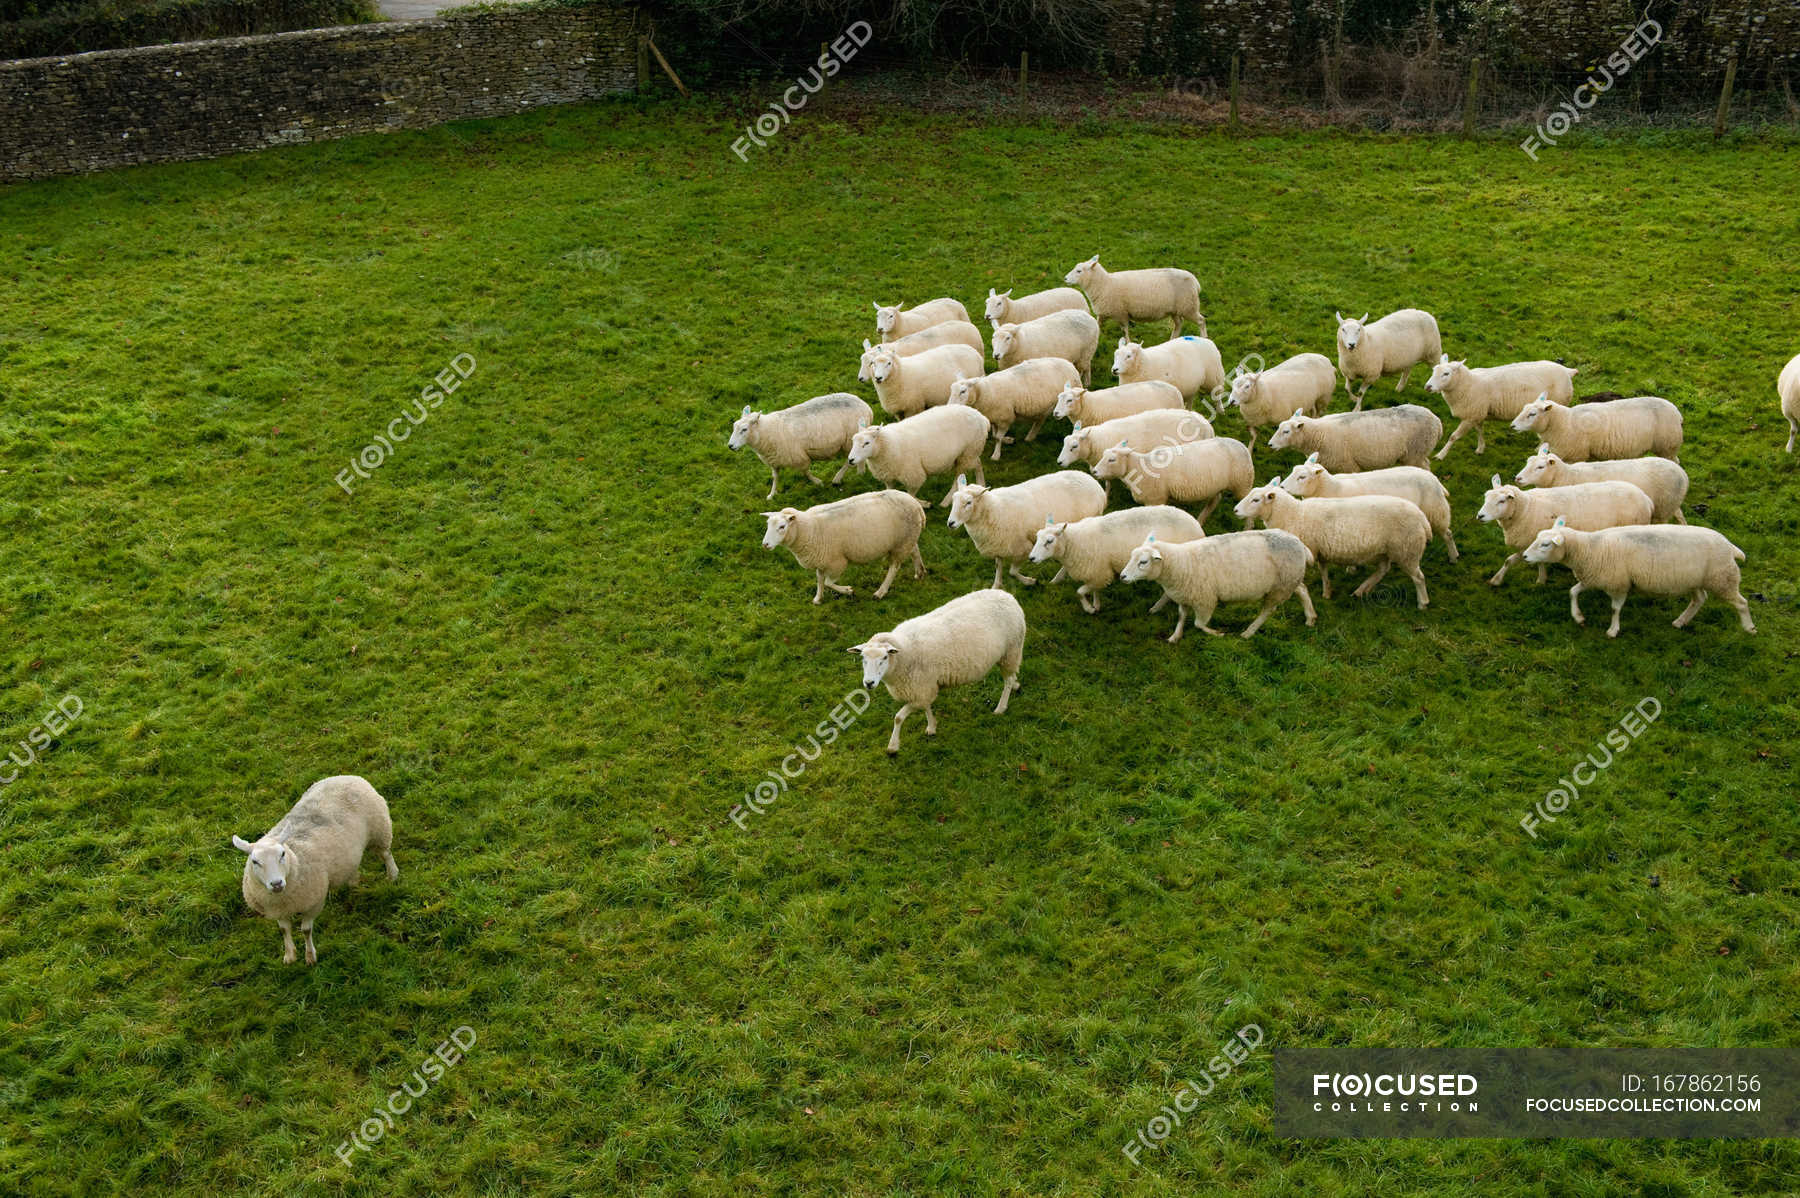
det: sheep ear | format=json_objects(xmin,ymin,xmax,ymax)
[
  {"xmin": 872, "ymin": 302, "xmax": 882, "ymax": 312},
  {"xmin": 1552, "ymin": 516, "xmax": 1567, "ymax": 528},
  {"xmin": 741, "ymin": 405, "xmax": 752, "ymax": 416},
  {"xmin": 1114, "ymin": 440, "xmax": 1130, "ymax": 449},
  {"xmin": 232, "ymin": 835, "xmax": 254, "ymax": 854},
  {"xmin": 846, "ymin": 643, "xmax": 867, "ymax": 654},
  {"xmin": 954, "ymin": 474, "xmax": 967, "ymax": 489},
  {"xmin": 1045, "ymin": 514, "xmax": 1055, "ymax": 526},
  {"xmin": 1305, "ymin": 452, "xmax": 1319, "ymax": 464},
  {"xmin": 1267, "ymin": 475, "xmax": 1281, "ymax": 488},
  {"xmin": 1535, "ymin": 391, "xmax": 1548, "ymax": 403},
  {"xmin": 1292, "ymin": 408, "xmax": 1306, "ymax": 419},
  {"xmin": 988, "ymin": 287, "xmax": 996, "ymax": 297},
  {"xmin": 1537, "ymin": 442, "xmax": 1551, "ymax": 454},
  {"xmin": 1359, "ymin": 312, "xmax": 1369, "ymax": 323},
  {"xmin": 1490, "ymin": 474, "xmax": 1503, "ymax": 488},
  {"xmin": 857, "ymin": 418, "xmax": 868, "ymax": 429},
  {"xmin": 1439, "ymin": 353, "xmax": 1449, "ymax": 363},
  {"xmin": 862, "ymin": 338, "xmax": 872, "ymax": 350},
  {"xmin": 1071, "ymin": 420, "xmax": 1083, "ymax": 431}
]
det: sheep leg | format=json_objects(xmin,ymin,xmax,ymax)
[
  {"xmin": 830, "ymin": 458, "xmax": 851, "ymax": 485},
  {"xmin": 814, "ymin": 571, "xmax": 853, "ymax": 604},
  {"xmin": 1536, "ymin": 563, "xmax": 1548, "ymax": 585},
  {"xmin": 991, "ymin": 560, "xmax": 1006, "ymax": 590},
  {"xmin": 1008, "ymin": 564, "xmax": 1038, "ymax": 587},
  {"xmin": 873, "ymin": 560, "xmax": 902, "ymax": 599},
  {"xmin": 887, "ymin": 704, "xmax": 915, "ymax": 754},
  {"xmin": 1121, "ymin": 316, "xmax": 1131, "ymax": 344},
  {"xmin": 1442, "ymin": 526, "xmax": 1459, "ymax": 562},
  {"xmin": 1196, "ymin": 496, "xmax": 1220, "ymax": 525},
  {"xmin": 1169, "ymin": 315, "xmax": 1181, "ymax": 340},
  {"xmin": 765, "ymin": 468, "xmax": 781, "ymax": 501},
  {"xmin": 1788, "ymin": 418, "xmax": 1798, "ymax": 453},
  {"xmin": 1025, "ymin": 419, "xmax": 1045, "ymax": 442},
  {"xmin": 1435, "ymin": 419, "xmax": 1477, "ymax": 460},
  {"xmin": 911, "ymin": 545, "xmax": 926, "ymax": 578},
  {"xmin": 1474, "ymin": 424, "xmax": 1487, "ymax": 454},
  {"xmin": 923, "ymin": 704, "xmax": 938, "ymax": 735},
  {"xmin": 1352, "ymin": 561, "xmax": 1392, "ymax": 598},
  {"xmin": 1077, "ymin": 584, "xmax": 1100, "ymax": 613},
  {"xmin": 994, "ymin": 675, "xmax": 1018, "ymax": 715},
  {"xmin": 301, "ymin": 918, "xmax": 317, "ymax": 966},
  {"xmin": 278, "ymin": 920, "xmax": 297, "ymax": 965},
  {"xmin": 1245, "ymin": 425, "xmax": 1258, "ymax": 449},
  {"xmin": 803, "ymin": 468, "xmax": 825, "ymax": 485},
  {"xmin": 1240, "ymin": 593, "xmax": 1283, "ymax": 638},
  {"xmin": 990, "ymin": 427, "xmax": 1007, "ymax": 462},
  {"xmin": 1295, "ymin": 582, "xmax": 1318, "ymax": 626},
  {"xmin": 1673, "ymin": 508, "xmax": 1687, "ymax": 525},
  {"xmin": 1319, "ymin": 564, "xmax": 1333, "ymax": 599},
  {"xmin": 1050, "ymin": 567, "xmax": 1068, "ymax": 584},
  {"xmin": 1166, "ymin": 604, "xmax": 1188, "ymax": 644},
  {"xmin": 1149, "ymin": 592, "xmax": 1170, "ymax": 614},
  {"xmin": 1405, "ymin": 561, "xmax": 1429, "ymax": 609},
  {"xmin": 1489, "ymin": 553, "xmax": 1521, "ymax": 586},
  {"xmin": 1673, "ymin": 589, "xmax": 1706, "ymax": 627},
  {"xmin": 973, "ymin": 462, "xmax": 987, "ymax": 487},
  {"xmin": 1605, "ymin": 590, "xmax": 1629, "ymax": 638},
  {"xmin": 382, "ymin": 849, "xmax": 399, "ymax": 882},
  {"xmin": 1569, "ymin": 582, "xmax": 1586, "ymax": 625},
  {"xmin": 1725, "ymin": 587, "xmax": 1756, "ymax": 633}
]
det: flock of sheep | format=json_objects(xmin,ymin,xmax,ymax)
[
  {"xmin": 226, "ymin": 258, "xmax": 1791, "ymax": 966},
  {"xmin": 731, "ymin": 255, "xmax": 1786, "ymax": 758}
]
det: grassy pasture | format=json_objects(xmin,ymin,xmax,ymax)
[{"xmin": 0, "ymin": 101, "xmax": 1798, "ymax": 1195}]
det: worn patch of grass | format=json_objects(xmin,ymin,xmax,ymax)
[{"xmin": 0, "ymin": 102, "xmax": 1797, "ymax": 1195}]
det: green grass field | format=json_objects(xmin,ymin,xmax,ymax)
[{"xmin": 2, "ymin": 99, "xmax": 1798, "ymax": 1195}]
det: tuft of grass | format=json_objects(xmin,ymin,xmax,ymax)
[{"xmin": 0, "ymin": 103, "xmax": 1797, "ymax": 1195}]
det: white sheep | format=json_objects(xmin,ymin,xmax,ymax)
[
  {"xmin": 984, "ymin": 286, "xmax": 1089, "ymax": 330},
  {"xmin": 761, "ymin": 491, "xmax": 928, "ymax": 604},
  {"xmin": 1523, "ymin": 518, "xmax": 1754, "ymax": 637},
  {"xmin": 1423, "ymin": 355, "xmax": 1578, "ymax": 459},
  {"xmin": 1511, "ymin": 393, "xmax": 1683, "ymax": 461},
  {"xmin": 1057, "ymin": 408, "xmax": 1213, "ymax": 472},
  {"xmin": 1227, "ymin": 352, "xmax": 1335, "ymax": 447},
  {"xmin": 1281, "ymin": 454, "xmax": 1458, "ymax": 561},
  {"xmin": 1053, "ymin": 380, "xmax": 1186, "ymax": 426},
  {"xmin": 1267, "ymin": 404, "xmax": 1443, "ymax": 472},
  {"xmin": 947, "ymin": 357, "xmax": 1081, "ymax": 460},
  {"xmin": 1233, "ymin": 478, "xmax": 1432, "ymax": 609},
  {"xmin": 1782, "ymin": 353, "xmax": 1800, "ymax": 453},
  {"xmin": 992, "ymin": 309, "xmax": 1102, "ymax": 385},
  {"xmin": 232, "ymin": 775, "xmax": 397, "ymax": 965},
  {"xmin": 947, "ymin": 471, "xmax": 1107, "ymax": 590},
  {"xmin": 858, "ymin": 322, "xmax": 986, "ymax": 381},
  {"xmin": 1476, "ymin": 475, "xmax": 1655, "ymax": 585},
  {"xmin": 1028, "ymin": 505, "xmax": 1205, "ymax": 613},
  {"xmin": 873, "ymin": 297, "xmax": 972, "ymax": 341},
  {"xmin": 1063, "ymin": 255, "xmax": 1205, "ymax": 341},
  {"xmin": 847, "ymin": 406, "xmax": 991, "ymax": 506},
  {"xmin": 849, "ymin": 589, "xmax": 1026, "ymax": 754},
  {"xmin": 1119, "ymin": 529, "xmax": 1316, "ymax": 641},
  {"xmin": 1514, "ymin": 445, "xmax": 1689, "ymax": 524},
  {"xmin": 868, "ymin": 343, "xmax": 985, "ymax": 419},
  {"xmin": 1335, "ymin": 309, "xmax": 1443, "ymax": 409},
  {"xmin": 729, "ymin": 393, "xmax": 874, "ymax": 500},
  {"xmin": 1112, "ymin": 336, "xmax": 1224, "ymax": 402},
  {"xmin": 1092, "ymin": 436, "xmax": 1254, "ymax": 524}
]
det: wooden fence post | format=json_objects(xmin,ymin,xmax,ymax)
[
  {"xmin": 1229, "ymin": 51, "xmax": 1241, "ymax": 128},
  {"xmin": 1019, "ymin": 51, "xmax": 1029, "ymax": 107},
  {"xmin": 1714, "ymin": 52, "xmax": 1737, "ymax": 139},
  {"xmin": 1462, "ymin": 56, "xmax": 1480, "ymax": 139}
]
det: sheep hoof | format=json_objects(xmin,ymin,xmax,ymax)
[{"xmin": 282, "ymin": 947, "xmax": 297, "ymax": 965}]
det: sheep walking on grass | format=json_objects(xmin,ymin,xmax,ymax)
[
  {"xmin": 1112, "ymin": 337, "xmax": 1224, "ymax": 403},
  {"xmin": 1119, "ymin": 530, "xmax": 1317, "ymax": 641},
  {"xmin": 1423, "ymin": 355, "xmax": 1578, "ymax": 459},
  {"xmin": 858, "ymin": 323, "xmax": 986, "ymax": 381},
  {"xmin": 984, "ymin": 286, "xmax": 1089, "ymax": 330},
  {"xmin": 762, "ymin": 491, "xmax": 929, "ymax": 604},
  {"xmin": 729, "ymin": 393, "xmax": 874, "ymax": 500},
  {"xmin": 1092, "ymin": 436, "xmax": 1255, "ymax": 525},
  {"xmin": 868, "ymin": 343, "xmax": 985, "ymax": 419},
  {"xmin": 850, "ymin": 589, "xmax": 1026, "ymax": 754},
  {"xmin": 1029, "ymin": 506, "xmax": 1205, "ymax": 613},
  {"xmin": 847, "ymin": 406, "xmax": 991, "ymax": 506},
  {"xmin": 1514, "ymin": 446, "xmax": 1689, "ymax": 524},
  {"xmin": 1234, "ymin": 478, "xmax": 1432, "ymax": 609},
  {"xmin": 992, "ymin": 309, "xmax": 1102, "ymax": 385},
  {"xmin": 1267, "ymin": 405, "xmax": 1443, "ymax": 472},
  {"xmin": 1058, "ymin": 409, "xmax": 1213, "ymax": 500},
  {"xmin": 947, "ymin": 471, "xmax": 1107, "ymax": 590},
  {"xmin": 1779, "ymin": 353, "xmax": 1800, "ymax": 453},
  {"xmin": 1335, "ymin": 309, "xmax": 1442, "ymax": 409},
  {"xmin": 1281, "ymin": 455, "xmax": 1458, "ymax": 561},
  {"xmin": 947, "ymin": 357, "xmax": 1081, "ymax": 460},
  {"xmin": 232, "ymin": 775, "xmax": 397, "ymax": 965},
  {"xmin": 1053, "ymin": 380, "xmax": 1186, "ymax": 427},
  {"xmin": 1476, "ymin": 476, "xmax": 1655, "ymax": 585},
  {"xmin": 873, "ymin": 297, "xmax": 972, "ymax": 341},
  {"xmin": 1227, "ymin": 352, "xmax": 1335, "ymax": 447},
  {"xmin": 1524, "ymin": 518, "xmax": 1754, "ymax": 638},
  {"xmin": 1511, "ymin": 394, "xmax": 1683, "ymax": 462},
  {"xmin": 1064, "ymin": 255, "xmax": 1205, "ymax": 341}
]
